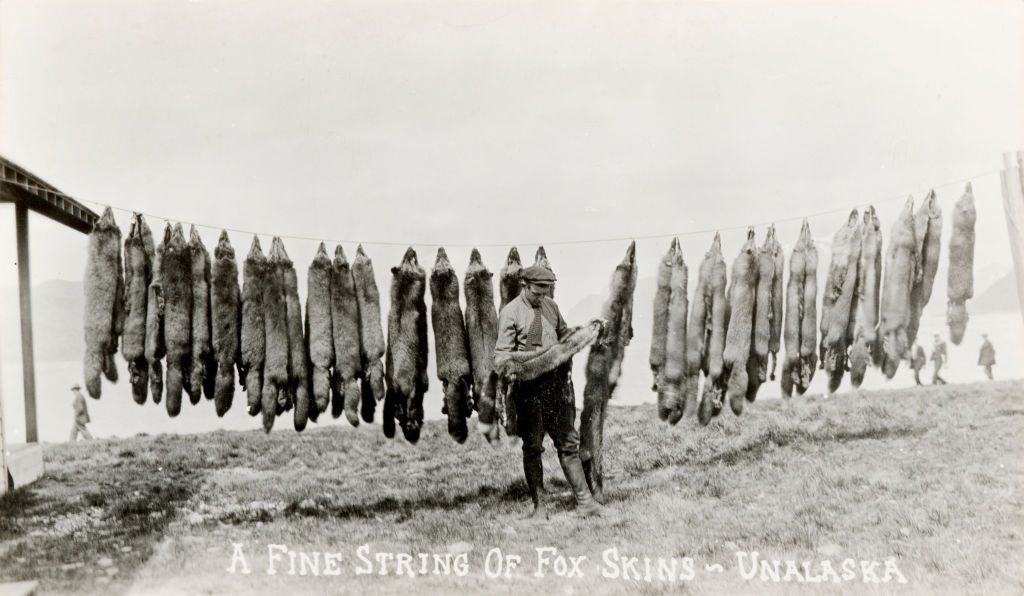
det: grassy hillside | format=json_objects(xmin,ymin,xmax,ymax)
[{"xmin": 1, "ymin": 380, "xmax": 1022, "ymax": 595}]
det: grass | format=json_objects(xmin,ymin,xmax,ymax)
[{"xmin": 0, "ymin": 379, "xmax": 1022, "ymax": 595}]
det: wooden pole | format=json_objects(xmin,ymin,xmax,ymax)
[
  {"xmin": 15, "ymin": 203, "xmax": 38, "ymax": 444},
  {"xmin": 1001, "ymin": 151, "xmax": 1024, "ymax": 327}
]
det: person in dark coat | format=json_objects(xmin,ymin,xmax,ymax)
[
  {"xmin": 978, "ymin": 334, "xmax": 996, "ymax": 380},
  {"xmin": 909, "ymin": 343, "xmax": 927, "ymax": 386},
  {"xmin": 930, "ymin": 333, "xmax": 947, "ymax": 385},
  {"xmin": 70, "ymin": 384, "xmax": 94, "ymax": 441},
  {"xmin": 494, "ymin": 264, "xmax": 604, "ymax": 520}
]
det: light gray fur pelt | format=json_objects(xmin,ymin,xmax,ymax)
[
  {"xmin": 83, "ymin": 207, "xmax": 124, "ymax": 398},
  {"xmin": 123, "ymin": 214, "xmax": 154, "ymax": 404},
  {"xmin": 947, "ymin": 184, "xmax": 976, "ymax": 344},
  {"xmin": 188, "ymin": 226, "xmax": 215, "ymax": 405},
  {"xmin": 353, "ymin": 245, "xmax": 386, "ymax": 423},
  {"xmin": 241, "ymin": 237, "xmax": 266, "ymax": 417},
  {"xmin": 283, "ymin": 252, "xmax": 310, "ymax": 432},
  {"xmin": 161, "ymin": 223, "xmax": 191, "ymax": 417},
  {"xmin": 463, "ymin": 248, "xmax": 499, "ymax": 440},
  {"xmin": 723, "ymin": 229, "xmax": 758, "ymax": 416},
  {"xmin": 211, "ymin": 230, "xmax": 241, "ymax": 417},
  {"xmin": 306, "ymin": 243, "xmax": 334, "ymax": 418},
  {"xmin": 260, "ymin": 237, "xmax": 291, "ymax": 431}
]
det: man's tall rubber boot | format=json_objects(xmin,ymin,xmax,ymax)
[
  {"xmin": 559, "ymin": 454, "xmax": 604, "ymax": 518},
  {"xmin": 523, "ymin": 456, "xmax": 547, "ymax": 520}
]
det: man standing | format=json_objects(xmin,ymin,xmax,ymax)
[
  {"xmin": 930, "ymin": 333, "xmax": 947, "ymax": 385},
  {"xmin": 495, "ymin": 264, "xmax": 603, "ymax": 519},
  {"xmin": 70, "ymin": 384, "xmax": 93, "ymax": 441},
  {"xmin": 910, "ymin": 343, "xmax": 927, "ymax": 386},
  {"xmin": 978, "ymin": 334, "xmax": 996, "ymax": 380}
]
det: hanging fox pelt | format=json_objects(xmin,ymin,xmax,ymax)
[
  {"xmin": 463, "ymin": 248, "xmax": 499, "ymax": 441},
  {"xmin": 499, "ymin": 247, "xmax": 523, "ymax": 310},
  {"xmin": 83, "ymin": 207, "xmax": 125, "ymax": 398},
  {"xmin": 947, "ymin": 183, "xmax": 976, "ymax": 344},
  {"xmin": 850, "ymin": 207, "xmax": 883, "ymax": 388},
  {"xmin": 352, "ymin": 245, "xmax": 386, "ymax": 423},
  {"xmin": 781, "ymin": 220, "xmax": 818, "ymax": 397},
  {"xmin": 329, "ymin": 246, "xmax": 363, "ymax": 426},
  {"xmin": 161, "ymin": 223, "xmax": 192, "ymax": 417},
  {"xmin": 657, "ymin": 244, "xmax": 687, "ymax": 423},
  {"xmin": 260, "ymin": 237, "xmax": 291, "ymax": 431},
  {"xmin": 907, "ymin": 190, "xmax": 942, "ymax": 348},
  {"xmin": 430, "ymin": 248, "xmax": 474, "ymax": 444},
  {"xmin": 880, "ymin": 198, "xmax": 917, "ymax": 379},
  {"xmin": 240, "ymin": 237, "xmax": 267, "ymax": 417},
  {"xmin": 723, "ymin": 229, "xmax": 758, "ymax": 416},
  {"xmin": 385, "ymin": 247, "xmax": 429, "ymax": 443},
  {"xmin": 695, "ymin": 233, "xmax": 728, "ymax": 426},
  {"xmin": 305, "ymin": 243, "xmax": 334, "ymax": 421},
  {"xmin": 820, "ymin": 211, "xmax": 862, "ymax": 394},
  {"xmin": 211, "ymin": 231, "xmax": 241, "ymax": 417},
  {"xmin": 145, "ymin": 224, "xmax": 170, "ymax": 403},
  {"xmin": 122, "ymin": 213, "xmax": 155, "ymax": 404},
  {"xmin": 188, "ymin": 226, "xmax": 216, "ymax": 405},
  {"xmin": 650, "ymin": 238, "xmax": 677, "ymax": 395},
  {"xmin": 494, "ymin": 320, "xmax": 603, "ymax": 381},
  {"xmin": 283, "ymin": 250, "xmax": 311, "ymax": 432},
  {"xmin": 581, "ymin": 241, "xmax": 637, "ymax": 504},
  {"xmin": 747, "ymin": 226, "xmax": 784, "ymax": 401}
]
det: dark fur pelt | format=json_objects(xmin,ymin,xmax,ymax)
[
  {"xmin": 880, "ymin": 198, "xmax": 916, "ymax": 378},
  {"xmin": 494, "ymin": 321, "xmax": 602, "ymax": 381},
  {"xmin": 240, "ymin": 237, "xmax": 267, "ymax": 417},
  {"xmin": 696, "ymin": 234, "xmax": 728, "ymax": 426},
  {"xmin": 581, "ymin": 242, "xmax": 637, "ymax": 503},
  {"xmin": 499, "ymin": 247, "xmax": 522, "ymax": 309},
  {"xmin": 329, "ymin": 246, "xmax": 363, "ymax": 426},
  {"xmin": 723, "ymin": 229, "xmax": 758, "ymax": 416},
  {"xmin": 211, "ymin": 231, "xmax": 241, "ymax": 417},
  {"xmin": 123, "ymin": 214, "xmax": 154, "ymax": 404},
  {"xmin": 947, "ymin": 183, "xmax": 976, "ymax": 344},
  {"xmin": 430, "ymin": 248, "xmax": 473, "ymax": 444},
  {"xmin": 306, "ymin": 243, "xmax": 334, "ymax": 419},
  {"xmin": 908, "ymin": 191, "xmax": 942, "ymax": 347},
  {"xmin": 850, "ymin": 207, "xmax": 883, "ymax": 387},
  {"xmin": 820, "ymin": 211, "xmax": 862, "ymax": 393},
  {"xmin": 533, "ymin": 246, "xmax": 555, "ymax": 298},
  {"xmin": 84, "ymin": 207, "xmax": 124, "ymax": 399},
  {"xmin": 260, "ymin": 237, "xmax": 291, "ymax": 431},
  {"xmin": 187, "ymin": 227, "xmax": 215, "ymax": 405},
  {"xmin": 353, "ymin": 245, "xmax": 386, "ymax": 423},
  {"xmin": 650, "ymin": 238, "xmax": 677, "ymax": 395},
  {"xmin": 463, "ymin": 248, "xmax": 499, "ymax": 442},
  {"xmin": 145, "ymin": 224, "xmax": 169, "ymax": 403},
  {"xmin": 161, "ymin": 224, "xmax": 192, "ymax": 417},
  {"xmin": 658, "ymin": 245, "xmax": 687, "ymax": 423},
  {"xmin": 385, "ymin": 247, "xmax": 429, "ymax": 443},
  {"xmin": 283, "ymin": 253, "xmax": 310, "ymax": 432}
]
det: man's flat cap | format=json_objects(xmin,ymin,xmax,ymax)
[{"xmin": 522, "ymin": 264, "xmax": 556, "ymax": 284}]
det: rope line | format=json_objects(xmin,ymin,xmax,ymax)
[{"xmin": 2, "ymin": 169, "xmax": 1002, "ymax": 247}]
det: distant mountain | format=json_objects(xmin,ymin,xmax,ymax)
[
  {"xmin": 567, "ymin": 275, "xmax": 656, "ymax": 341},
  {"xmin": 973, "ymin": 272, "xmax": 1022, "ymax": 315},
  {"xmin": 1, "ymin": 280, "xmax": 84, "ymax": 362}
]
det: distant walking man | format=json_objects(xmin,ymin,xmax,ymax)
[
  {"xmin": 978, "ymin": 334, "xmax": 996, "ymax": 380},
  {"xmin": 70, "ymin": 384, "xmax": 93, "ymax": 441},
  {"xmin": 930, "ymin": 333, "xmax": 947, "ymax": 385},
  {"xmin": 910, "ymin": 343, "xmax": 927, "ymax": 386}
]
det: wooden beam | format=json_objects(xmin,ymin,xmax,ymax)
[
  {"xmin": 1001, "ymin": 151, "xmax": 1024, "ymax": 327},
  {"xmin": 15, "ymin": 204, "xmax": 38, "ymax": 444}
]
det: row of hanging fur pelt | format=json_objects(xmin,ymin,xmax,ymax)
[
  {"xmin": 781, "ymin": 220, "xmax": 818, "ymax": 397},
  {"xmin": 463, "ymin": 249, "xmax": 499, "ymax": 442},
  {"xmin": 820, "ymin": 210, "xmax": 862, "ymax": 393},
  {"xmin": 880, "ymin": 198, "xmax": 917, "ymax": 378},
  {"xmin": 211, "ymin": 231, "xmax": 241, "ymax": 417},
  {"xmin": 723, "ymin": 229, "xmax": 758, "ymax": 416},
  {"xmin": 849, "ymin": 207, "xmax": 883, "ymax": 387},
  {"xmin": 122, "ymin": 214, "xmax": 155, "ymax": 404},
  {"xmin": 694, "ymin": 234, "xmax": 729, "ymax": 426},
  {"xmin": 947, "ymin": 183, "xmax": 976, "ymax": 344},
  {"xmin": 658, "ymin": 241, "xmax": 688, "ymax": 423},
  {"xmin": 907, "ymin": 191, "xmax": 942, "ymax": 348},
  {"xmin": 747, "ymin": 225, "xmax": 783, "ymax": 401},
  {"xmin": 384, "ymin": 247, "xmax": 429, "ymax": 443},
  {"xmin": 581, "ymin": 241, "xmax": 637, "ymax": 504},
  {"xmin": 353, "ymin": 246, "xmax": 386, "ymax": 423},
  {"xmin": 430, "ymin": 248, "xmax": 474, "ymax": 444},
  {"xmin": 83, "ymin": 207, "xmax": 126, "ymax": 398}
]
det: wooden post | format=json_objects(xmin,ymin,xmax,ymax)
[{"xmin": 15, "ymin": 203, "xmax": 38, "ymax": 443}]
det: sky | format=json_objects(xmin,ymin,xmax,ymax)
[{"xmin": 0, "ymin": 0, "xmax": 1022, "ymax": 439}]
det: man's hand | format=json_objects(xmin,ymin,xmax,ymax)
[{"xmin": 588, "ymin": 317, "xmax": 607, "ymax": 331}]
